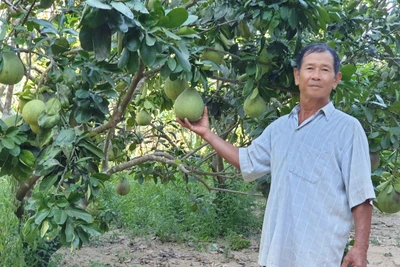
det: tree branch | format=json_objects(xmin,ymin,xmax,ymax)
[
  {"xmin": 210, "ymin": 75, "xmax": 243, "ymax": 85},
  {"xmin": 92, "ymin": 61, "xmax": 146, "ymax": 133},
  {"xmin": 199, "ymin": 18, "xmax": 240, "ymax": 35},
  {"xmin": 4, "ymin": 84, "xmax": 14, "ymax": 115},
  {"xmin": 183, "ymin": 0, "xmax": 200, "ymax": 9}
]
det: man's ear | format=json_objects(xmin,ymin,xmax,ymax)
[
  {"xmin": 294, "ymin": 68, "xmax": 299, "ymax": 85},
  {"xmin": 333, "ymin": 72, "xmax": 342, "ymax": 89}
]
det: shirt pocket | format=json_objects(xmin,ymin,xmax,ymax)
[{"xmin": 289, "ymin": 142, "xmax": 329, "ymax": 184}]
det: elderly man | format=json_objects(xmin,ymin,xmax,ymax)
[{"xmin": 178, "ymin": 43, "xmax": 375, "ymax": 267}]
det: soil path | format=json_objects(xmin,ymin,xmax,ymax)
[{"xmin": 56, "ymin": 208, "xmax": 400, "ymax": 267}]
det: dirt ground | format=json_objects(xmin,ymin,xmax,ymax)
[{"xmin": 55, "ymin": 208, "xmax": 400, "ymax": 267}]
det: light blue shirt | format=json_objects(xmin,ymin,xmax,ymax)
[{"xmin": 239, "ymin": 102, "xmax": 376, "ymax": 267}]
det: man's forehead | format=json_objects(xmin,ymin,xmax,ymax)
[{"xmin": 302, "ymin": 51, "xmax": 335, "ymax": 67}]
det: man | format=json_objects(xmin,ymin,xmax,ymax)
[{"xmin": 178, "ymin": 43, "xmax": 375, "ymax": 267}]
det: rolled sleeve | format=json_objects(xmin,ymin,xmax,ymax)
[
  {"xmin": 341, "ymin": 120, "xmax": 376, "ymax": 209},
  {"xmin": 239, "ymin": 127, "xmax": 272, "ymax": 182}
]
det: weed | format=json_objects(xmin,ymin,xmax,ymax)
[
  {"xmin": 99, "ymin": 172, "xmax": 265, "ymax": 246},
  {"xmin": 226, "ymin": 230, "xmax": 251, "ymax": 251}
]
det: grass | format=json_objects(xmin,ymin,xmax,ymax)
[
  {"xmin": 0, "ymin": 178, "xmax": 26, "ymax": 267},
  {"xmin": 1, "ymin": 173, "xmax": 265, "ymax": 266},
  {"xmin": 98, "ymin": 172, "xmax": 265, "ymax": 247}
]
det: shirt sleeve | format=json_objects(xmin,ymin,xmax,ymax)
[
  {"xmin": 341, "ymin": 119, "xmax": 376, "ymax": 209},
  {"xmin": 239, "ymin": 125, "xmax": 272, "ymax": 182}
]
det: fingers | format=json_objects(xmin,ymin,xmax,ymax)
[
  {"xmin": 184, "ymin": 118, "xmax": 193, "ymax": 130},
  {"xmin": 203, "ymin": 106, "xmax": 208, "ymax": 118},
  {"xmin": 340, "ymin": 258, "xmax": 350, "ymax": 267},
  {"xmin": 176, "ymin": 117, "xmax": 193, "ymax": 129}
]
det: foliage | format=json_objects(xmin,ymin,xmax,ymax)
[
  {"xmin": 0, "ymin": 179, "xmax": 25, "ymax": 267},
  {"xmin": 0, "ymin": 0, "xmax": 399, "ymax": 263},
  {"xmin": 225, "ymin": 230, "xmax": 252, "ymax": 251},
  {"xmin": 99, "ymin": 172, "xmax": 264, "ymax": 244}
]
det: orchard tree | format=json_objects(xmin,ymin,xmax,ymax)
[{"xmin": 0, "ymin": 0, "xmax": 399, "ymax": 265}]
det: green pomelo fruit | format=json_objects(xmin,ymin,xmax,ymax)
[
  {"xmin": 202, "ymin": 43, "xmax": 224, "ymax": 65},
  {"xmin": 377, "ymin": 185, "xmax": 400, "ymax": 214},
  {"xmin": 174, "ymin": 87, "xmax": 204, "ymax": 122},
  {"xmin": 0, "ymin": 51, "xmax": 25, "ymax": 85},
  {"xmin": 244, "ymin": 93, "xmax": 267, "ymax": 118},
  {"xmin": 164, "ymin": 78, "xmax": 189, "ymax": 100},
  {"xmin": 116, "ymin": 177, "xmax": 130, "ymax": 196},
  {"xmin": 136, "ymin": 110, "xmax": 152, "ymax": 126},
  {"xmin": 63, "ymin": 68, "xmax": 76, "ymax": 86},
  {"xmin": 22, "ymin": 99, "xmax": 46, "ymax": 125},
  {"xmin": 370, "ymin": 151, "xmax": 380, "ymax": 171},
  {"xmin": 3, "ymin": 114, "xmax": 23, "ymax": 127},
  {"xmin": 30, "ymin": 123, "xmax": 40, "ymax": 134}
]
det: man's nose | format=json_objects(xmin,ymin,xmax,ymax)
[{"xmin": 311, "ymin": 70, "xmax": 321, "ymax": 80}]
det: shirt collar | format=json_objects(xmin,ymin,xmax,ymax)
[{"xmin": 289, "ymin": 101, "xmax": 335, "ymax": 121}]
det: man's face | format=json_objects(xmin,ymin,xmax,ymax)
[{"xmin": 294, "ymin": 51, "xmax": 342, "ymax": 102}]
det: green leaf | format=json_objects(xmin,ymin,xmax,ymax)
[
  {"xmin": 126, "ymin": 33, "xmax": 141, "ymax": 52},
  {"xmin": 126, "ymin": 51, "xmax": 139, "ymax": 74},
  {"xmin": 160, "ymin": 7, "xmax": 189, "ymax": 28},
  {"xmin": 182, "ymin": 15, "xmax": 198, "ymax": 26},
  {"xmin": 65, "ymin": 207, "xmax": 93, "ymax": 223},
  {"xmin": 388, "ymin": 101, "xmax": 400, "ymax": 114},
  {"xmin": 80, "ymin": 224, "xmax": 102, "ymax": 237},
  {"xmin": 92, "ymin": 94, "xmax": 109, "ymax": 115},
  {"xmin": 93, "ymin": 24, "xmax": 111, "ymax": 61},
  {"xmin": 79, "ymin": 25, "xmax": 94, "ymax": 51},
  {"xmin": 170, "ymin": 46, "xmax": 191, "ymax": 73},
  {"xmin": 40, "ymin": 220, "xmax": 50, "ymax": 238},
  {"xmin": 65, "ymin": 219, "xmax": 75, "ymax": 243},
  {"xmin": 249, "ymin": 88, "xmax": 260, "ymax": 100},
  {"xmin": 53, "ymin": 209, "xmax": 68, "ymax": 225},
  {"xmin": 39, "ymin": 174, "xmax": 58, "ymax": 191},
  {"xmin": 74, "ymin": 106, "xmax": 92, "ymax": 123},
  {"xmin": 78, "ymin": 140, "xmax": 105, "ymax": 159},
  {"xmin": 55, "ymin": 197, "xmax": 69, "ymax": 208},
  {"xmin": 55, "ymin": 129, "xmax": 76, "ymax": 146},
  {"xmin": 139, "ymin": 41, "xmax": 157, "ymax": 66},
  {"xmin": 111, "ymin": 1, "xmax": 134, "ymax": 19},
  {"xmin": 2, "ymin": 137, "xmax": 15, "ymax": 149},
  {"xmin": 75, "ymin": 89, "xmax": 90, "ymax": 99},
  {"xmin": 361, "ymin": 106, "xmax": 373, "ymax": 123},
  {"xmin": 0, "ymin": 21, "xmax": 7, "ymax": 41},
  {"xmin": 5, "ymin": 126, "xmax": 19, "ymax": 136},
  {"xmin": 35, "ymin": 158, "xmax": 61, "ymax": 176},
  {"xmin": 279, "ymin": 6, "xmax": 289, "ymax": 20},
  {"xmin": 242, "ymin": 79, "xmax": 255, "ymax": 97},
  {"xmin": 35, "ymin": 208, "xmax": 51, "ymax": 225},
  {"xmin": 317, "ymin": 6, "xmax": 331, "ymax": 23},
  {"xmin": 288, "ymin": 9, "xmax": 298, "ymax": 29},
  {"xmin": 38, "ymin": 113, "xmax": 61, "ymax": 129},
  {"xmin": 45, "ymin": 98, "xmax": 62, "ymax": 115},
  {"xmin": 91, "ymin": 173, "xmax": 111, "ymax": 181},
  {"xmin": 340, "ymin": 64, "xmax": 356, "ymax": 81},
  {"xmin": 19, "ymin": 149, "xmax": 35, "ymax": 167},
  {"xmin": 9, "ymin": 145, "xmax": 21, "ymax": 157},
  {"xmin": 145, "ymin": 33, "xmax": 157, "ymax": 46},
  {"xmin": 30, "ymin": 18, "xmax": 58, "ymax": 34},
  {"xmin": 86, "ymin": 0, "xmax": 112, "ymax": 9}
]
